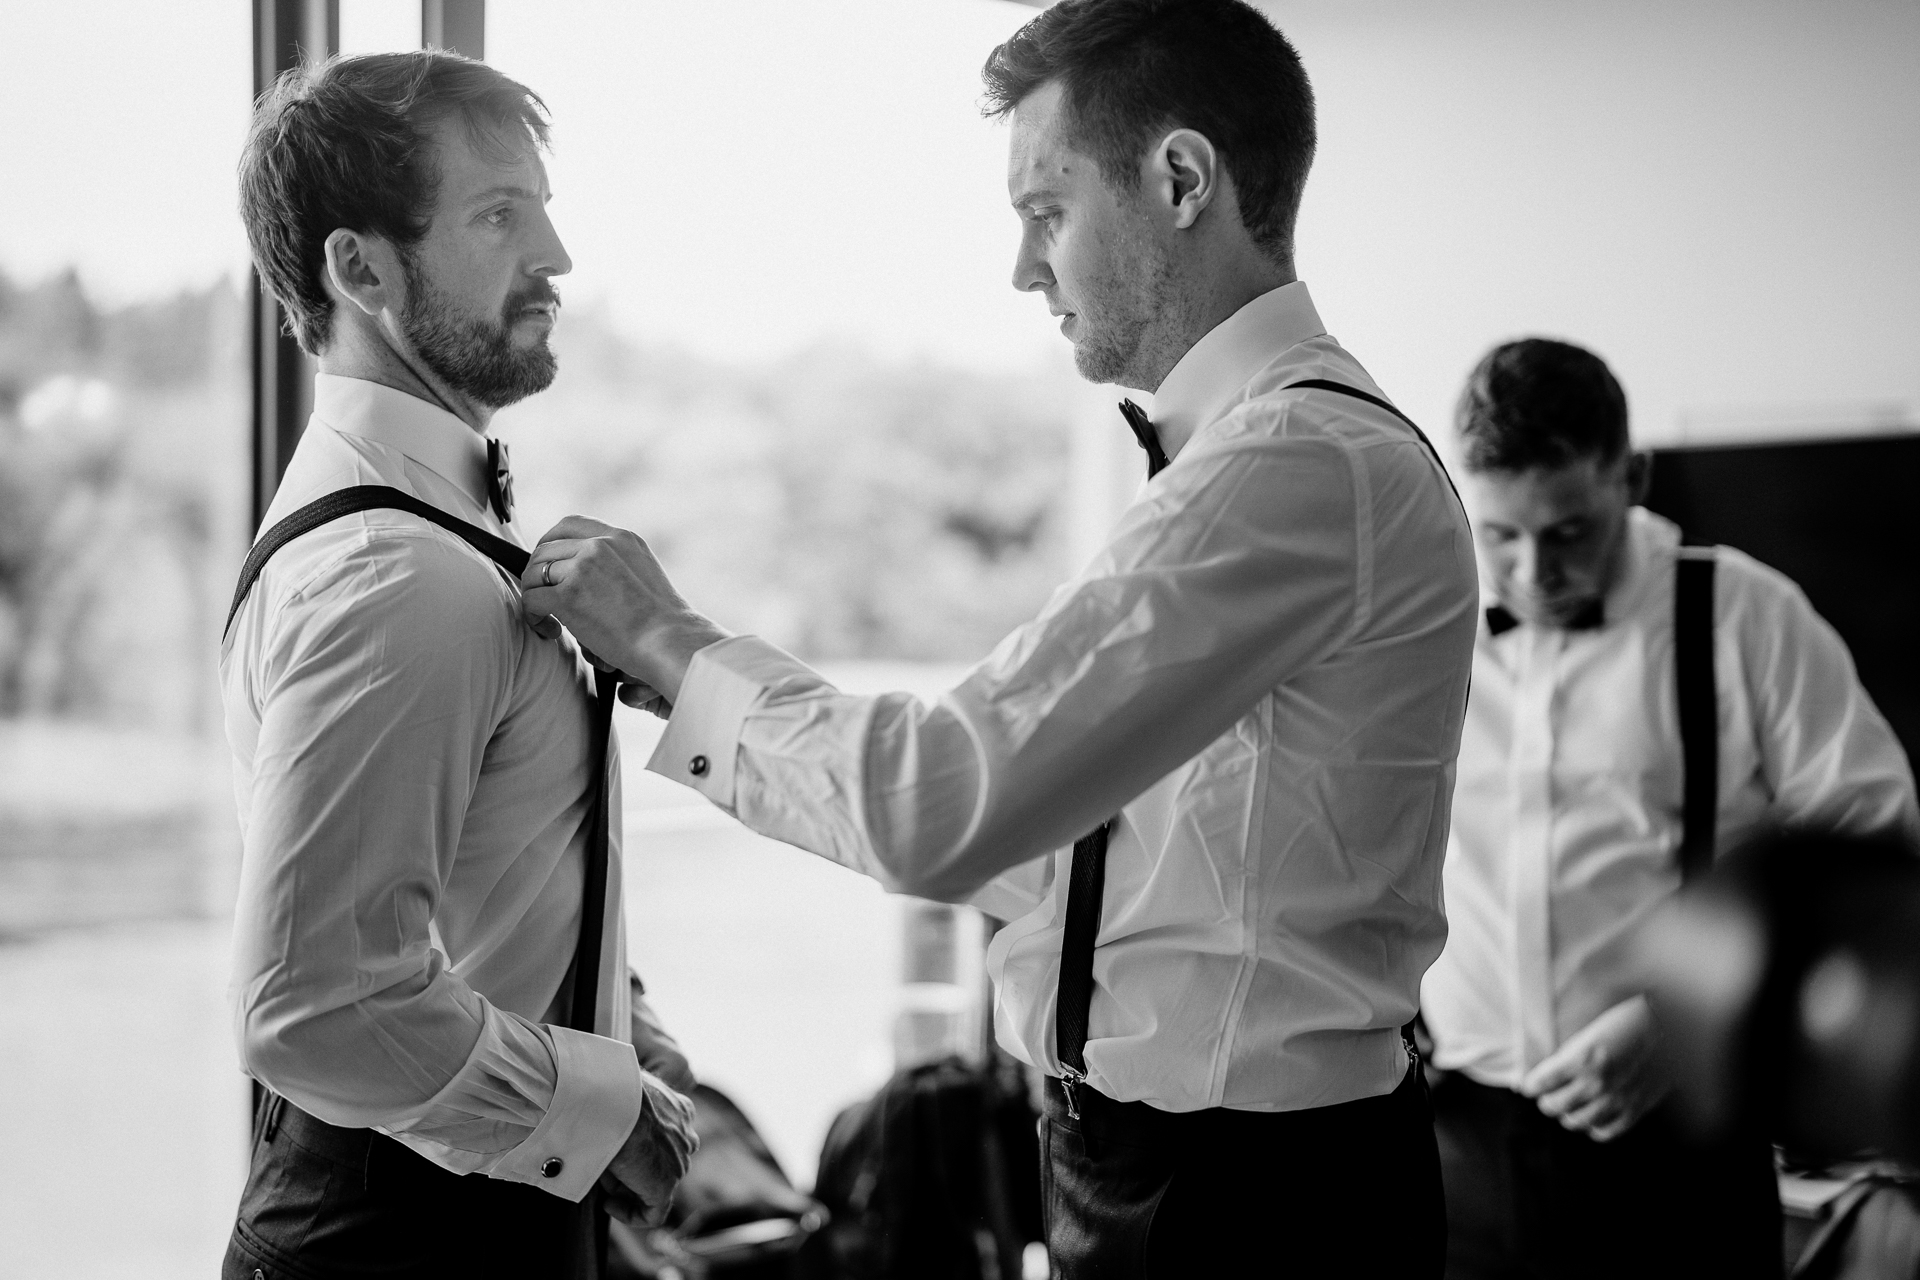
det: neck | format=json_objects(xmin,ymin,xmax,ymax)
[
  {"xmin": 1138, "ymin": 249, "xmax": 1296, "ymax": 393},
  {"xmin": 318, "ymin": 316, "xmax": 492, "ymax": 434}
]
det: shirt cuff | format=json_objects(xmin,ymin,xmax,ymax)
[
  {"xmin": 647, "ymin": 635, "xmax": 812, "ymax": 809},
  {"xmin": 489, "ymin": 1027, "xmax": 644, "ymax": 1202}
]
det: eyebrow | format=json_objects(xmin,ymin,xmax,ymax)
[
  {"xmin": 467, "ymin": 184, "xmax": 546, "ymax": 206},
  {"xmin": 1011, "ymin": 186, "xmax": 1060, "ymax": 212}
]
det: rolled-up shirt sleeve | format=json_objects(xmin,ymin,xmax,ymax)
[
  {"xmin": 232, "ymin": 533, "xmax": 640, "ymax": 1202},
  {"xmin": 650, "ymin": 429, "xmax": 1368, "ymax": 901}
]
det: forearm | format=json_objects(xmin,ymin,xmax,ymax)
[
  {"xmin": 650, "ymin": 439, "xmax": 1367, "ymax": 898},
  {"xmin": 236, "ymin": 953, "xmax": 643, "ymax": 1198}
]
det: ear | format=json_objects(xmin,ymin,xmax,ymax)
[
  {"xmin": 1149, "ymin": 127, "xmax": 1221, "ymax": 232},
  {"xmin": 1624, "ymin": 450, "xmax": 1653, "ymax": 504},
  {"xmin": 322, "ymin": 228, "xmax": 402, "ymax": 319}
]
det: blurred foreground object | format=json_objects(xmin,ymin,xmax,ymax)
[
  {"xmin": 801, "ymin": 1055, "xmax": 1042, "ymax": 1280},
  {"xmin": 1640, "ymin": 828, "xmax": 1920, "ymax": 1159},
  {"xmin": 611, "ymin": 1084, "xmax": 826, "ymax": 1280}
]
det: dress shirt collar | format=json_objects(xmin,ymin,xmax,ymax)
[
  {"xmin": 1148, "ymin": 280, "xmax": 1327, "ymax": 460},
  {"xmin": 311, "ymin": 373, "xmax": 493, "ymax": 510}
]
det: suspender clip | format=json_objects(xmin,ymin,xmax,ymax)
[{"xmin": 1060, "ymin": 1067, "xmax": 1085, "ymax": 1121}]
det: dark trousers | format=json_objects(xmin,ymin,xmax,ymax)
[
  {"xmin": 224, "ymin": 1090, "xmax": 605, "ymax": 1280},
  {"xmin": 1433, "ymin": 1072, "xmax": 1781, "ymax": 1280},
  {"xmin": 1040, "ymin": 1061, "xmax": 1445, "ymax": 1278}
]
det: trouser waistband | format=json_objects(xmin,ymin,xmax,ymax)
[
  {"xmin": 254, "ymin": 1088, "xmax": 382, "ymax": 1173},
  {"xmin": 1043, "ymin": 1059, "xmax": 1423, "ymax": 1148}
]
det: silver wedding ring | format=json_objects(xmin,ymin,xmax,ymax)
[{"xmin": 542, "ymin": 560, "xmax": 555, "ymax": 587}]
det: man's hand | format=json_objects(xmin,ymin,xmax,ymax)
[
  {"xmin": 632, "ymin": 995, "xmax": 696, "ymax": 1095},
  {"xmin": 519, "ymin": 516, "xmax": 730, "ymax": 705},
  {"xmin": 598, "ymin": 1072, "xmax": 699, "ymax": 1228},
  {"xmin": 1520, "ymin": 995, "xmax": 1668, "ymax": 1143}
]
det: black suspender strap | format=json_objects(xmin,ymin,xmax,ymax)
[
  {"xmin": 1054, "ymin": 819, "xmax": 1113, "ymax": 1115},
  {"xmin": 1674, "ymin": 546, "xmax": 1718, "ymax": 882},
  {"xmin": 225, "ymin": 485, "xmax": 530, "ymax": 634},
  {"xmin": 1051, "ymin": 378, "xmax": 1456, "ymax": 1117},
  {"xmin": 226, "ymin": 484, "xmax": 618, "ymax": 1035},
  {"xmin": 570, "ymin": 667, "xmax": 618, "ymax": 1033},
  {"xmin": 1280, "ymin": 378, "xmax": 1465, "ymax": 511}
]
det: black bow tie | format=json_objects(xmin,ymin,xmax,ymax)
[
  {"xmin": 1119, "ymin": 399, "xmax": 1170, "ymax": 479},
  {"xmin": 1485, "ymin": 598, "xmax": 1605, "ymax": 636},
  {"xmin": 486, "ymin": 437, "xmax": 515, "ymax": 523}
]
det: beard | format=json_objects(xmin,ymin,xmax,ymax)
[
  {"xmin": 1066, "ymin": 231, "xmax": 1178, "ymax": 390},
  {"xmin": 397, "ymin": 255, "xmax": 559, "ymax": 409}
]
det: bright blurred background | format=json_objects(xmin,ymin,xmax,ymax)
[{"xmin": 0, "ymin": 1, "xmax": 1915, "ymax": 1276}]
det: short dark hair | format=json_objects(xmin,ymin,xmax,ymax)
[
  {"xmin": 1455, "ymin": 338, "xmax": 1630, "ymax": 473},
  {"xmin": 238, "ymin": 51, "xmax": 550, "ymax": 354},
  {"xmin": 982, "ymin": 0, "xmax": 1315, "ymax": 265}
]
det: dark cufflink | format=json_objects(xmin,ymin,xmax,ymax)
[
  {"xmin": 540, "ymin": 1157, "xmax": 564, "ymax": 1178},
  {"xmin": 689, "ymin": 755, "xmax": 709, "ymax": 777}
]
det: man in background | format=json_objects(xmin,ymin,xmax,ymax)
[
  {"xmin": 523, "ymin": 1, "xmax": 1478, "ymax": 1274},
  {"xmin": 1422, "ymin": 337, "xmax": 1919, "ymax": 1278},
  {"xmin": 224, "ymin": 52, "xmax": 694, "ymax": 1278}
]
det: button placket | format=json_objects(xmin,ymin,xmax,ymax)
[{"xmin": 1506, "ymin": 627, "xmax": 1563, "ymax": 1074}]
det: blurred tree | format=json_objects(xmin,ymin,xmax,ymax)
[
  {"xmin": 0, "ymin": 272, "xmax": 1072, "ymax": 730},
  {"xmin": 501, "ymin": 306, "xmax": 1077, "ymax": 663},
  {"xmin": 0, "ymin": 269, "xmax": 241, "ymax": 728}
]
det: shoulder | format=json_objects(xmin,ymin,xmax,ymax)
[
  {"xmin": 263, "ymin": 516, "xmax": 519, "ymax": 658},
  {"xmin": 1704, "ymin": 541, "xmax": 1820, "ymax": 630},
  {"xmin": 1201, "ymin": 355, "xmax": 1440, "ymax": 498}
]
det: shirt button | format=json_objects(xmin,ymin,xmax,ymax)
[
  {"xmin": 689, "ymin": 755, "xmax": 709, "ymax": 777},
  {"xmin": 540, "ymin": 1157, "xmax": 564, "ymax": 1178}
]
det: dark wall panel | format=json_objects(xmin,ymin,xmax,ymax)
[{"xmin": 1645, "ymin": 434, "xmax": 1920, "ymax": 762}]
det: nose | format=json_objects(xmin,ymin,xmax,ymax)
[
  {"xmin": 529, "ymin": 203, "xmax": 572, "ymax": 279},
  {"xmin": 1511, "ymin": 539, "xmax": 1562, "ymax": 593},
  {"xmin": 1011, "ymin": 222, "xmax": 1053, "ymax": 295}
]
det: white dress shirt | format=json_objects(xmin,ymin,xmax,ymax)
[
  {"xmin": 221, "ymin": 374, "xmax": 643, "ymax": 1201},
  {"xmin": 651, "ymin": 283, "xmax": 1480, "ymax": 1113},
  {"xmin": 1423, "ymin": 507, "xmax": 1920, "ymax": 1088}
]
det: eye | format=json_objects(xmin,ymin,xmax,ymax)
[{"xmin": 483, "ymin": 206, "xmax": 513, "ymax": 227}]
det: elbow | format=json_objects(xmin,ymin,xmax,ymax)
[
  {"xmin": 236, "ymin": 993, "xmax": 287, "ymax": 1086},
  {"xmin": 235, "ymin": 985, "xmax": 316, "ymax": 1096},
  {"xmin": 878, "ymin": 856, "xmax": 989, "ymax": 905}
]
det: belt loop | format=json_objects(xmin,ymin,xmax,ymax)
[{"xmin": 262, "ymin": 1092, "xmax": 287, "ymax": 1144}]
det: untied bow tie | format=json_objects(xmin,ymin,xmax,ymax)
[
  {"xmin": 1119, "ymin": 399, "xmax": 1170, "ymax": 479},
  {"xmin": 486, "ymin": 437, "xmax": 515, "ymax": 523}
]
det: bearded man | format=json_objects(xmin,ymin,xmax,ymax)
[
  {"xmin": 221, "ymin": 52, "xmax": 696, "ymax": 1279},
  {"xmin": 522, "ymin": 2, "xmax": 1478, "ymax": 1275}
]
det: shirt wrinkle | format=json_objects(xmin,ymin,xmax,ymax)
[
  {"xmin": 1426, "ymin": 507, "xmax": 1919, "ymax": 1087},
  {"xmin": 223, "ymin": 374, "xmax": 643, "ymax": 1193},
  {"xmin": 650, "ymin": 281, "xmax": 1479, "ymax": 1111}
]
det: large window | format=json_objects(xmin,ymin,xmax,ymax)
[
  {"xmin": 0, "ymin": 4, "xmax": 252, "ymax": 1275},
  {"xmin": 3, "ymin": 1, "xmax": 1916, "ymax": 1274}
]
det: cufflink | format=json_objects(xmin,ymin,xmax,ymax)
[
  {"xmin": 689, "ymin": 755, "xmax": 709, "ymax": 777},
  {"xmin": 540, "ymin": 1157, "xmax": 564, "ymax": 1178}
]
